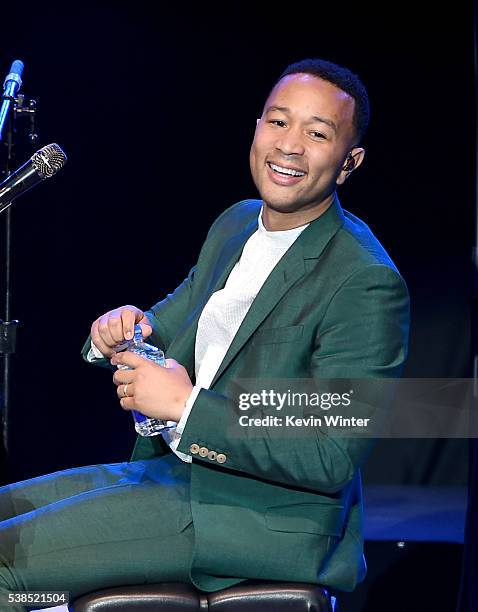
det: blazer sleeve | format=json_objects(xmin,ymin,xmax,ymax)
[{"xmin": 176, "ymin": 263, "xmax": 410, "ymax": 494}]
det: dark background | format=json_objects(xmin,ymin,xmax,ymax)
[
  {"xmin": 0, "ymin": 2, "xmax": 475, "ymax": 610},
  {"xmin": 0, "ymin": 0, "xmax": 474, "ymax": 484}
]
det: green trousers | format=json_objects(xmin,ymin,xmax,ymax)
[{"xmin": 0, "ymin": 454, "xmax": 194, "ymax": 611}]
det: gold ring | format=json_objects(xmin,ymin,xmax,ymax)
[{"xmin": 123, "ymin": 384, "xmax": 129, "ymax": 398}]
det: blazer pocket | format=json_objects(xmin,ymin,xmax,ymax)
[
  {"xmin": 253, "ymin": 324, "xmax": 304, "ymax": 345},
  {"xmin": 265, "ymin": 502, "xmax": 345, "ymax": 536}
]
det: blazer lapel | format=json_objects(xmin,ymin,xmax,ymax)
[
  {"xmin": 210, "ymin": 195, "xmax": 346, "ymax": 387},
  {"xmin": 168, "ymin": 196, "xmax": 345, "ymax": 385},
  {"xmin": 210, "ymin": 250, "xmax": 306, "ymax": 387}
]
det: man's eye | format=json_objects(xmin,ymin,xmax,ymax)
[
  {"xmin": 311, "ymin": 131, "xmax": 326, "ymax": 139},
  {"xmin": 269, "ymin": 120, "xmax": 286, "ymax": 127}
]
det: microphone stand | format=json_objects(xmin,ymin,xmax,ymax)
[{"xmin": 0, "ymin": 92, "xmax": 38, "ymax": 478}]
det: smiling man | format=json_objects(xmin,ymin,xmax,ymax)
[
  {"xmin": 250, "ymin": 70, "xmax": 365, "ymax": 228},
  {"xmin": 0, "ymin": 58, "xmax": 409, "ymax": 608}
]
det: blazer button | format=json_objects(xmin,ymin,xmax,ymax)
[
  {"xmin": 207, "ymin": 450, "xmax": 217, "ymax": 461},
  {"xmin": 189, "ymin": 444, "xmax": 200, "ymax": 454},
  {"xmin": 199, "ymin": 446, "xmax": 209, "ymax": 457},
  {"xmin": 216, "ymin": 453, "xmax": 227, "ymax": 464}
]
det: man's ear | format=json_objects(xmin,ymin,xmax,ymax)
[
  {"xmin": 336, "ymin": 147, "xmax": 365, "ymax": 185},
  {"xmin": 256, "ymin": 118, "xmax": 260, "ymax": 125}
]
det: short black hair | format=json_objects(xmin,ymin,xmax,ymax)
[{"xmin": 276, "ymin": 58, "xmax": 370, "ymax": 143}]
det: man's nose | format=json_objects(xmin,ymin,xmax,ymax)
[{"xmin": 275, "ymin": 127, "xmax": 305, "ymax": 156}]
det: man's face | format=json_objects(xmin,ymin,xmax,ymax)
[{"xmin": 250, "ymin": 73, "xmax": 360, "ymax": 216}]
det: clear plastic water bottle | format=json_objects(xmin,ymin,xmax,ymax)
[{"xmin": 116, "ymin": 324, "xmax": 174, "ymax": 436}]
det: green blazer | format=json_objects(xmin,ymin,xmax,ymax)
[{"xmin": 85, "ymin": 196, "xmax": 409, "ymax": 593}]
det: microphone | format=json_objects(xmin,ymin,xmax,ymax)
[
  {"xmin": 0, "ymin": 60, "xmax": 24, "ymax": 141},
  {"xmin": 0, "ymin": 143, "xmax": 67, "ymax": 214}
]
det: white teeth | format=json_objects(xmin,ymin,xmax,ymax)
[{"xmin": 269, "ymin": 162, "xmax": 305, "ymax": 177}]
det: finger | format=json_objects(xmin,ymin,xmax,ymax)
[
  {"xmin": 117, "ymin": 383, "xmax": 135, "ymax": 400},
  {"xmin": 135, "ymin": 309, "xmax": 148, "ymax": 323},
  {"xmin": 119, "ymin": 396, "xmax": 135, "ymax": 411},
  {"xmin": 138, "ymin": 317, "xmax": 153, "ymax": 339},
  {"xmin": 91, "ymin": 319, "xmax": 115, "ymax": 358},
  {"xmin": 97, "ymin": 313, "xmax": 118, "ymax": 348},
  {"xmin": 107, "ymin": 309, "xmax": 129, "ymax": 344},
  {"xmin": 121, "ymin": 308, "xmax": 141, "ymax": 341},
  {"xmin": 112, "ymin": 370, "xmax": 135, "ymax": 386},
  {"xmin": 112, "ymin": 351, "xmax": 149, "ymax": 369}
]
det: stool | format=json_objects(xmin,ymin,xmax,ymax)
[{"xmin": 70, "ymin": 581, "xmax": 337, "ymax": 611}]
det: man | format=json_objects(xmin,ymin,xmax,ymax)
[{"xmin": 0, "ymin": 58, "xmax": 409, "ymax": 606}]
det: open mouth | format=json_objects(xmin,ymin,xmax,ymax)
[{"xmin": 267, "ymin": 162, "xmax": 306, "ymax": 177}]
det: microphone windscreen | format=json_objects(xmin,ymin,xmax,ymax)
[{"xmin": 31, "ymin": 144, "xmax": 67, "ymax": 178}]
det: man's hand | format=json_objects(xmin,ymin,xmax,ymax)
[
  {"xmin": 91, "ymin": 305, "xmax": 152, "ymax": 358},
  {"xmin": 111, "ymin": 352, "xmax": 193, "ymax": 422}
]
